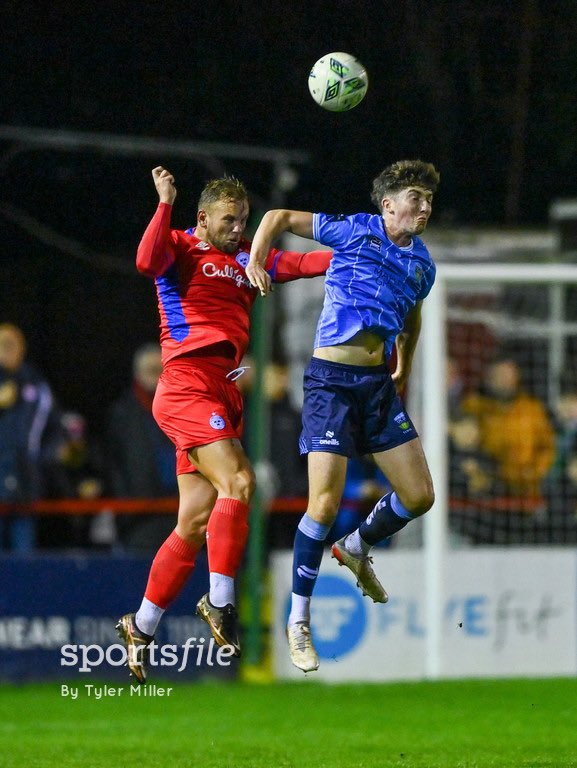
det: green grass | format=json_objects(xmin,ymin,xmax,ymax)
[{"xmin": 0, "ymin": 678, "xmax": 576, "ymax": 767}]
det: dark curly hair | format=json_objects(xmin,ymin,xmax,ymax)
[{"xmin": 371, "ymin": 160, "xmax": 440, "ymax": 210}]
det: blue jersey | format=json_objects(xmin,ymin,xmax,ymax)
[{"xmin": 312, "ymin": 212, "xmax": 436, "ymax": 357}]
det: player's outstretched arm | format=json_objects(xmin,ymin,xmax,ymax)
[
  {"xmin": 247, "ymin": 210, "xmax": 314, "ymax": 296},
  {"xmin": 270, "ymin": 249, "xmax": 332, "ymax": 283}
]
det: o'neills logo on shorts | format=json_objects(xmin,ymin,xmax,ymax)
[
  {"xmin": 202, "ymin": 262, "xmax": 252, "ymax": 289},
  {"xmin": 311, "ymin": 430, "xmax": 340, "ymax": 448}
]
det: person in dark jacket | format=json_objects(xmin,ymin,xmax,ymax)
[
  {"xmin": 106, "ymin": 343, "xmax": 177, "ymax": 550},
  {"xmin": 0, "ymin": 323, "xmax": 62, "ymax": 551}
]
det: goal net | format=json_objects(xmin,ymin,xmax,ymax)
[{"xmin": 418, "ymin": 263, "xmax": 577, "ymax": 549}]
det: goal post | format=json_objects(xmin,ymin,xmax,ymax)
[{"xmin": 420, "ymin": 261, "xmax": 577, "ymax": 678}]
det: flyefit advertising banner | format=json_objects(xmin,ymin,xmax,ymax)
[{"xmin": 272, "ymin": 549, "xmax": 577, "ymax": 681}]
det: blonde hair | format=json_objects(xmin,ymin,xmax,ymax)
[{"xmin": 197, "ymin": 176, "xmax": 248, "ymax": 211}]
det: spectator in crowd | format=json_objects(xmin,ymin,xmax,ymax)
[
  {"xmin": 46, "ymin": 412, "xmax": 103, "ymax": 499},
  {"xmin": 41, "ymin": 411, "xmax": 104, "ymax": 548},
  {"xmin": 0, "ymin": 323, "xmax": 63, "ymax": 551},
  {"xmin": 264, "ymin": 358, "xmax": 308, "ymax": 499},
  {"xmin": 557, "ymin": 451, "xmax": 577, "ymax": 517},
  {"xmin": 448, "ymin": 413, "xmax": 500, "ymax": 501},
  {"xmin": 447, "ymin": 411, "xmax": 506, "ymax": 544},
  {"xmin": 106, "ymin": 343, "xmax": 177, "ymax": 550},
  {"xmin": 461, "ymin": 357, "xmax": 555, "ymax": 502},
  {"xmin": 543, "ymin": 382, "xmax": 577, "ymax": 540},
  {"xmin": 260, "ymin": 357, "xmax": 309, "ymax": 547},
  {"xmin": 544, "ymin": 449, "xmax": 577, "ymax": 542},
  {"xmin": 549, "ymin": 382, "xmax": 577, "ymax": 480}
]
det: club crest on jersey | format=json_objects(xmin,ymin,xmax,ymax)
[
  {"xmin": 209, "ymin": 413, "xmax": 226, "ymax": 430},
  {"xmin": 411, "ymin": 264, "xmax": 424, "ymax": 283},
  {"xmin": 235, "ymin": 251, "xmax": 250, "ymax": 268},
  {"xmin": 394, "ymin": 412, "xmax": 412, "ymax": 431}
]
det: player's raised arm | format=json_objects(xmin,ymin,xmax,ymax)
[
  {"xmin": 246, "ymin": 210, "xmax": 314, "ymax": 296},
  {"xmin": 136, "ymin": 167, "xmax": 177, "ymax": 277},
  {"xmin": 152, "ymin": 166, "xmax": 177, "ymax": 205}
]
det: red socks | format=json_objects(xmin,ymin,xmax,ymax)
[
  {"xmin": 144, "ymin": 530, "xmax": 199, "ymax": 609},
  {"xmin": 143, "ymin": 499, "xmax": 249, "ymax": 609},
  {"xmin": 206, "ymin": 497, "xmax": 250, "ymax": 577}
]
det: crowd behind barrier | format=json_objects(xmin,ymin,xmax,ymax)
[{"xmin": 2, "ymin": 324, "xmax": 577, "ymax": 553}]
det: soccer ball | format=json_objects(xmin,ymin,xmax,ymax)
[{"xmin": 308, "ymin": 52, "xmax": 368, "ymax": 112}]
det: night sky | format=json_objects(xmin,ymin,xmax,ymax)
[{"xmin": 2, "ymin": 0, "xmax": 577, "ymax": 432}]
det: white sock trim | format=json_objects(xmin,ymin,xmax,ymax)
[
  {"xmin": 135, "ymin": 597, "xmax": 164, "ymax": 636},
  {"xmin": 288, "ymin": 593, "xmax": 311, "ymax": 625},
  {"xmin": 210, "ymin": 572, "xmax": 235, "ymax": 607}
]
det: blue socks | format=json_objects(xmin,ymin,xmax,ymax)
[
  {"xmin": 358, "ymin": 491, "xmax": 414, "ymax": 546},
  {"xmin": 289, "ymin": 514, "xmax": 330, "ymax": 624},
  {"xmin": 292, "ymin": 513, "xmax": 330, "ymax": 596},
  {"xmin": 289, "ymin": 497, "xmax": 413, "ymax": 624}
]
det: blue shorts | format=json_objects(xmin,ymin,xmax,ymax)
[{"xmin": 299, "ymin": 357, "xmax": 418, "ymax": 457}]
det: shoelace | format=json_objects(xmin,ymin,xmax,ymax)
[{"xmin": 291, "ymin": 624, "xmax": 312, "ymax": 652}]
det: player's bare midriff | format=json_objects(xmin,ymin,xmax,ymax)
[{"xmin": 313, "ymin": 329, "xmax": 385, "ymax": 366}]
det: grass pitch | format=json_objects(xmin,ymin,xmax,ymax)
[{"xmin": 0, "ymin": 678, "xmax": 575, "ymax": 767}]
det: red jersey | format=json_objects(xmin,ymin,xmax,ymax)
[{"xmin": 136, "ymin": 203, "xmax": 331, "ymax": 367}]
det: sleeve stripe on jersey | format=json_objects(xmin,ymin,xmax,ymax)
[
  {"xmin": 266, "ymin": 250, "xmax": 283, "ymax": 279},
  {"xmin": 156, "ymin": 266, "xmax": 190, "ymax": 342}
]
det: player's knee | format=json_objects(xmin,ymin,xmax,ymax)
[
  {"xmin": 220, "ymin": 466, "xmax": 256, "ymax": 505},
  {"xmin": 238, "ymin": 467, "xmax": 257, "ymax": 502},
  {"xmin": 176, "ymin": 506, "xmax": 210, "ymax": 546},
  {"xmin": 399, "ymin": 481, "xmax": 435, "ymax": 517},
  {"xmin": 177, "ymin": 523, "xmax": 207, "ymax": 548},
  {"xmin": 307, "ymin": 492, "xmax": 340, "ymax": 525}
]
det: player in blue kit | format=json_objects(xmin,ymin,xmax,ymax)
[{"xmin": 247, "ymin": 160, "xmax": 440, "ymax": 672}]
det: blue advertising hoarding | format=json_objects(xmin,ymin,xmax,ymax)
[{"xmin": 0, "ymin": 551, "xmax": 238, "ymax": 682}]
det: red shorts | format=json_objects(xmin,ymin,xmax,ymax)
[{"xmin": 152, "ymin": 356, "xmax": 244, "ymax": 475}]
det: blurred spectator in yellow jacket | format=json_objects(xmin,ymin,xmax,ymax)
[{"xmin": 461, "ymin": 357, "xmax": 555, "ymax": 500}]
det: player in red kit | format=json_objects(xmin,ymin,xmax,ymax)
[{"xmin": 117, "ymin": 167, "xmax": 331, "ymax": 682}]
